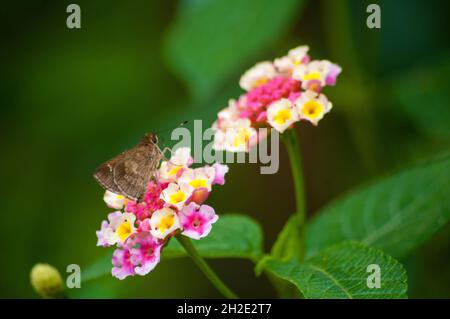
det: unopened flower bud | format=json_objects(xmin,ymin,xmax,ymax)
[{"xmin": 30, "ymin": 263, "xmax": 64, "ymax": 298}]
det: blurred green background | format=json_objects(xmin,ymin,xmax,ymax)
[{"xmin": 1, "ymin": 0, "xmax": 449, "ymax": 298}]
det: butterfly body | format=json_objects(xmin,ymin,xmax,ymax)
[{"xmin": 93, "ymin": 133, "xmax": 162, "ymax": 202}]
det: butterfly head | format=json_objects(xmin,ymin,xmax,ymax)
[{"xmin": 140, "ymin": 133, "xmax": 159, "ymax": 146}]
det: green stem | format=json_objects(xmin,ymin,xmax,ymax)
[
  {"xmin": 281, "ymin": 129, "xmax": 306, "ymax": 261},
  {"xmin": 176, "ymin": 235, "xmax": 238, "ymax": 299}
]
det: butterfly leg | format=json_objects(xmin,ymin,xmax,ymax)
[{"xmin": 160, "ymin": 147, "xmax": 173, "ymax": 162}]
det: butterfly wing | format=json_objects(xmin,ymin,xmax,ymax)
[
  {"xmin": 113, "ymin": 145, "xmax": 161, "ymax": 201},
  {"xmin": 93, "ymin": 153, "xmax": 126, "ymax": 194}
]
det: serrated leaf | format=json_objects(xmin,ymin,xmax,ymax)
[
  {"xmin": 266, "ymin": 242, "xmax": 408, "ymax": 299},
  {"xmin": 164, "ymin": 0, "xmax": 305, "ymax": 100},
  {"xmin": 306, "ymin": 154, "xmax": 450, "ymax": 258},
  {"xmin": 164, "ymin": 214, "xmax": 263, "ymax": 261}
]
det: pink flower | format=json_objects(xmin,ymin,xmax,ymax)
[
  {"xmin": 240, "ymin": 76, "xmax": 301, "ymax": 124},
  {"xmin": 96, "ymin": 220, "xmax": 110, "ymax": 247},
  {"xmin": 103, "ymin": 191, "xmax": 127, "ymax": 210},
  {"xmin": 125, "ymin": 202, "xmax": 151, "ymax": 221},
  {"xmin": 126, "ymin": 232, "xmax": 163, "ymax": 276},
  {"xmin": 143, "ymin": 181, "xmax": 167, "ymax": 210},
  {"xmin": 326, "ymin": 63, "xmax": 342, "ymax": 86},
  {"xmin": 267, "ymin": 98, "xmax": 299, "ymax": 133},
  {"xmin": 96, "ymin": 211, "xmax": 136, "ymax": 247},
  {"xmin": 125, "ymin": 181, "xmax": 166, "ymax": 220},
  {"xmin": 179, "ymin": 203, "xmax": 218, "ymax": 240},
  {"xmin": 211, "ymin": 44, "xmax": 342, "ymax": 152},
  {"xmin": 293, "ymin": 60, "xmax": 341, "ymax": 93},
  {"xmin": 112, "ymin": 247, "xmax": 135, "ymax": 280},
  {"xmin": 170, "ymin": 147, "xmax": 194, "ymax": 167},
  {"xmin": 95, "ymin": 147, "xmax": 228, "ymax": 280},
  {"xmin": 188, "ymin": 188, "xmax": 210, "ymax": 205},
  {"xmin": 158, "ymin": 147, "xmax": 193, "ymax": 183},
  {"xmin": 212, "ymin": 163, "xmax": 229, "ymax": 185},
  {"xmin": 179, "ymin": 167, "xmax": 215, "ymax": 192},
  {"xmin": 239, "ymin": 61, "xmax": 277, "ymax": 91},
  {"xmin": 274, "ymin": 45, "xmax": 310, "ymax": 74},
  {"xmin": 137, "ymin": 219, "xmax": 150, "ymax": 232}
]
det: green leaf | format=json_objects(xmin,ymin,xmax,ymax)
[
  {"xmin": 81, "ymin": 252, "xmax": 113, "ymax": 283},
  {"xmin": 266, "ymin": 242, "xmax": 408, "ymax": 299},
  {"xmin": 164, "ymin": 0, "xmax": 305, "ymax": 100},
  {"xmin": 164, "ymin": 214, "xmax": 263, "ymax": 261},
  {"xmin": 306, "ymin": 154, "xmax": 450, "ymax": 258},
  {"xmin": 254, "ymin": 215, "xmax": 304, "ymax": 298},
  {"xmin": 255, "ymin": 215, "xmax": 301, "ymax": 276},
  {"xmin": 270, "ymin": 215, "xmax": 302, "ymax": 260}
]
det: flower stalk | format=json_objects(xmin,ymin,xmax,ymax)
[
  {"xmin": 282, "ymin": 129, "xmax": 306, "ymax": 261},
  {"xmin": 176, "ymin": 234, "xmax": 238, "ymax": 299}
]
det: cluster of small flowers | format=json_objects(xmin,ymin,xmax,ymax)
[
  {"xmin": 96, "ymin": 147, "xmax": 229, "ymax": 279},
  {"xmin": 212, "ymin": 46, "xmax": 342, "ymax": 151}
]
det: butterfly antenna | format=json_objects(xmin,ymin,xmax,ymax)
[
  {"xmin": 154, "ymin": 120, "xmax": 189, "ymax": 135},
  {"xmin": 155, "ymin": 120, "xmax": 190, "ymax": 153}
]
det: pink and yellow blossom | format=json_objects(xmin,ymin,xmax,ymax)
[
  {"xmin": 274, "ymin": 45, "xmax": 310, "ymax": 74},
  {"xmin": 103, "ymin": 191, "xmax": 127, "ymax": 210},
  {"xmin": 292, "ymin": 60, "xmax": 341, "ymax": 92},
  {"xmin": 111, "ymin": 232, "xmax": 164, "ymax": 280},
  {"xmin": 111, "ymin": 246, "xmax": 135, "ymax": 280},
  {"xmin": 158, "ymin": 147, "xmax": 193, "ymax": 182},
  {"xmin": 96, "ymin": 211, "xmax": 136, "ymax": 247},
  {"xmin": 211, "ymin": 44, "xmax": 341, "ymax": 151},
  {"xmin": 160, "ymin": 182, "xmax": 192, "ymax": 210},
  {"xmin": 149, "ymin": 207, "xmax": 181, "ymax": 239},
  {"xmin": 96, "ymin": 148, "xmax": 228, "ymax": 279},
  {"xmin": 179, "ymin": 167, "xmax": 215, "ymax": 192},
  {"xmin": 212, "ymin": 163, "xmax": 229, "ymax": 185},
  {"xmin": 127, "ymin": 232, "xmax": 163, "ymax": 276},
  {"xmin": 239, "ymin": 61, "xmax": 277, "ymax": 91},
  {"xmin": 179, "ymin": 203, "xmax": 218, "ymax": 240},
  {"xmin": 295, "ymin": 90, "xmax": 332, "ymax": 126},
  {"xmin": 267, "ymin": 98, "xmax": 299, "ymax": 133}
]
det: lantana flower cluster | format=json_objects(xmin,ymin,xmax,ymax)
[
  {"xmin": 212, "ymin": 45, "xmax": 342, "ymax": 152},
  {"xmin": 96, "ymin": 147, "xmax": 228, "ymax": 279}
]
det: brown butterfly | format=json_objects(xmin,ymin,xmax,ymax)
[{"xmin": 93, "ymin": 133, "xmax": 164, "ymax": 202}]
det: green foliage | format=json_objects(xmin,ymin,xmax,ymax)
[
  {"xmin": 306, "ymin": 155, "xmax": 450, "ymax": 258},
  {"xmin": 2, "ymin": 0, "xmax": 450, "ymax": 298},
  {"xmin": 254, "ymin": 215, "xmax": 302, "ymax": 297},
  {"xmin": 81, "ymin": 252, "xmax": 113, "ymax": 283},
  {"xmin": 269, "ymin": 215, "xmax": 302, "ymax": 261},
  {"xmin": 164, "ymin": 0, "xmax": 305, "ymax": 100},
  {"xmin": 164, "ymin": 214, "xmax": 263, "ymax": 261},
  {"xmin": 265, "ymin": 242, "xmax": 407, "ymax": 299},
  {"xmin": 259, "ymin": 154, "xmax": 450, "ymax": 298}
]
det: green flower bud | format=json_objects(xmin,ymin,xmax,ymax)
[{"xmin": 30, "ymin": 263, "xmax": 64, "ymax": 298}]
